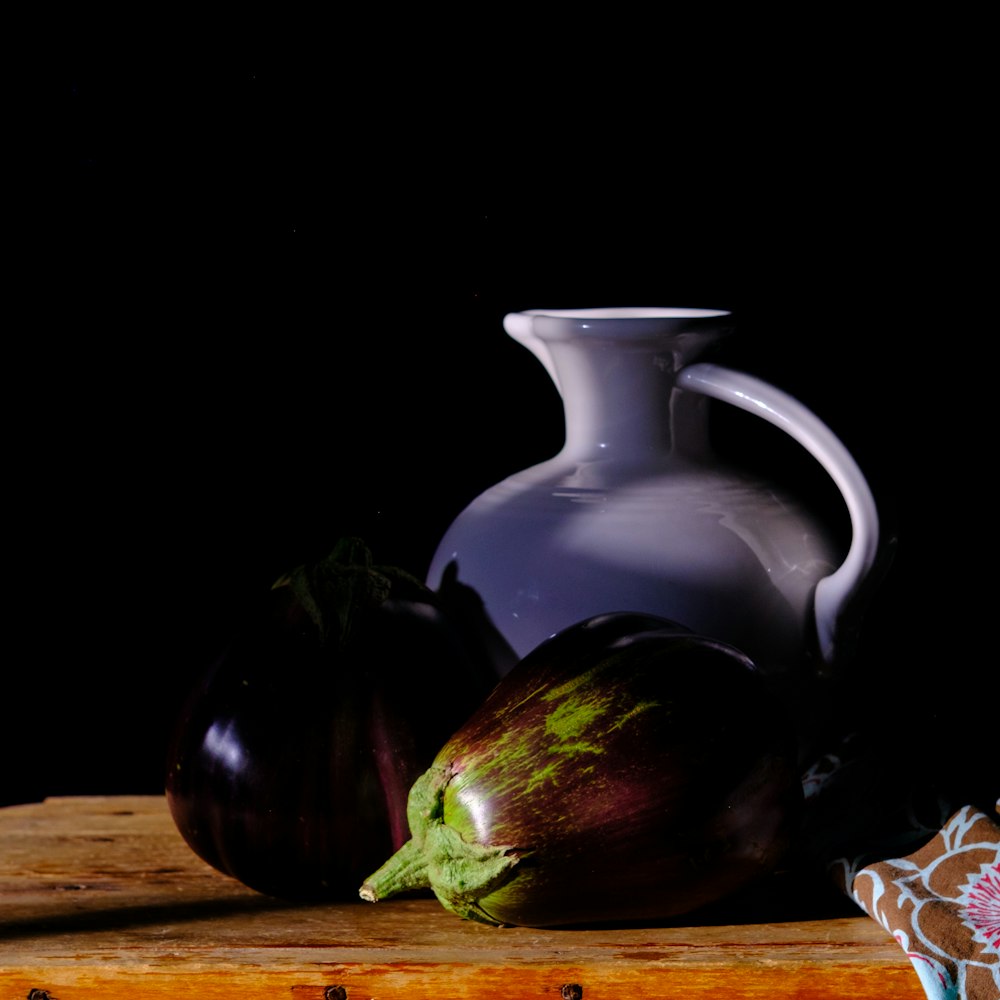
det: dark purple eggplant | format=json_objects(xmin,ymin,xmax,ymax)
[
  {"xmin": 359, "ymin": 612, "xmax": 802, "ymax": 927},
  {"xmin": 165, "ymin": 538, "xmax": 513, "ymax": 900}
]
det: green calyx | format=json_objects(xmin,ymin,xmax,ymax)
[
  {"xmin": 273, "ymin": 536, "xmax": 432, "ymax": 650},
  {"xmin": 358, "ymin": 763, "xmax": 520, "ymax": 925}
]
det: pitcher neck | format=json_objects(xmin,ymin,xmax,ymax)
[{"xmin": 549, "ymin": 338, "xmax": 715, "ymax": 463}]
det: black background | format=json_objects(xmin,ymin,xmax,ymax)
[{"xmin": 5, "ymin": 59, "xmax": 991, "ymax": 810}]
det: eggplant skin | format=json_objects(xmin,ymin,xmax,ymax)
[
  {"xmin": 361, "ymin": 613, "xmax": 803, "ymax": 927},
  {"xmin": 165, "ymin": 578, "xmax": 502, "ymax": 901}
]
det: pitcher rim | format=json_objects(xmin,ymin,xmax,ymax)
[{"xmin": 517, "ymin": 307, "xmax": 730, "ymax": 321}]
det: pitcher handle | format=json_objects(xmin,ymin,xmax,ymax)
[{"xmin": 679, "ymin": 362, "xmax": 880, "ymax": 669}]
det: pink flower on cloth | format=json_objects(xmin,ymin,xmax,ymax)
[
  {"xmin": 964, "ymin": 859, "xmax": 1000, "ymax": 955},
  {"xmin": 846, "ymin": 804, "xmax": 1000, "ymax": 1000}
]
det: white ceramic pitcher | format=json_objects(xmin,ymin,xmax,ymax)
[{"xmin": 427, "ymin": 308, "xmax": 880, "ymax": 679}]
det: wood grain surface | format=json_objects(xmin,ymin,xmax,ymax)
[{"xmin": 0, "ymin": 796, "xmax": 923, "ymax": 999}]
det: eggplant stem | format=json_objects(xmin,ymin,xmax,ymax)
[
  {"xmin": 359, "ymin": 763, "xmax": 520, "ymax": 923},
  {"xmin": 359, "ymin": 838, "xmax": 430, "ymax": 902}
]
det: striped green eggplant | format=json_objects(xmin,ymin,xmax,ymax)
[{"xmin": 359, "ymin": 612, "xmax": 802, "ymax": 927}]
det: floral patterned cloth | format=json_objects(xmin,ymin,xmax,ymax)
[
  {"xmin": 831, "ymin": 800, "xmax": 1000, "ymax": 1000},
  {"xmin": 799, "ymin": 736, "xmax": 999, "ymax": 1000}
]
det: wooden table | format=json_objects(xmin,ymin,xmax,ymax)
[{"xmin": 0, "ymin": 796, "xmax": 923, "ymax": 998}]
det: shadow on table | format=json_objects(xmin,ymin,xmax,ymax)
[{"xmin": 0, "ymin": 891, "xmax": 339, "ymax": 942}]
